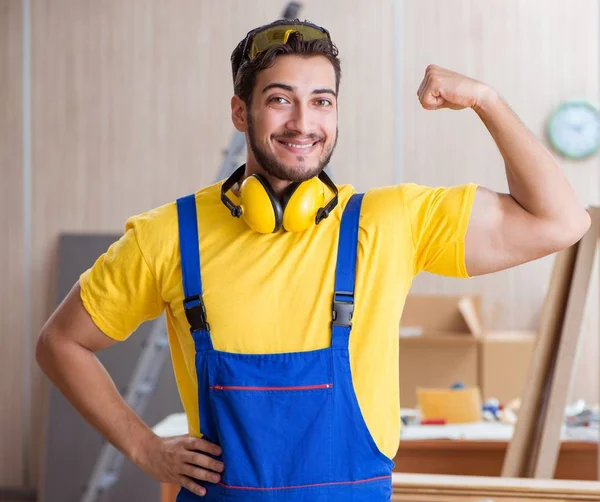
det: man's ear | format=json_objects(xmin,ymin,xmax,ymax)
[{"xmin": 231, "ymin": 95, "xmax": 248, "ymax": 132}]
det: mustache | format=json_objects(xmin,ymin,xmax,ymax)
[{"xmin": 272, "ymin": 131, "xmax": 324, "ymax": 142}]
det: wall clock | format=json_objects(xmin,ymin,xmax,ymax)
[{"xmin": 547, "ymin": 100, "xmax": 600, "ymax": 160}]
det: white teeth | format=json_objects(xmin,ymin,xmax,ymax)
[{"xmin": 283, "ymin": 142, "xmax": 315, "ymax": 149}]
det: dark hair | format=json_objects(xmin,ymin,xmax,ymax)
[{"xmin": 230, "ymin": 21, "xmax": 341, "ymax": 106}]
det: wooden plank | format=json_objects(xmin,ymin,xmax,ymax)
[
  {"xmin": 533, "ymin": 209, "xmax": 600, "ymax": 478},
  {"xmin": 392, "ymin": 496, "xmax": 569, "ymax": 502},
  {"xmin": 391, "ymin": 473, "xmax": 600, "ymax": 500},
  {"xmin": 392, "ymin": 493, "xmax": 594, "ymax": 502},
  {"xmin": 502, "ymin": 241, "xmax": 579, "ymax": 477}
]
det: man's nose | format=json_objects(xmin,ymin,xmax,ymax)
[{"xmin": 286, "ymin": 105, "xmax": 312, "ymax": 135}]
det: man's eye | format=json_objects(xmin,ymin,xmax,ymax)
[
  {"xmin": 269, "ymin": 97, "xmax": 288, "ymax": 104},
  {"xmin": 316, "ymin": 99, "xmax": 332, "ymax": 107}
]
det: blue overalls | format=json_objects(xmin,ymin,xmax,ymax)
[{"xmin": 175, "ymin": 193, "xmax": 394, "ymax": 501}]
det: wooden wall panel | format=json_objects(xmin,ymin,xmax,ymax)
[
  {"xmin": 0, "ymin": 0, "xmax": 24, "ymax": 488},
  {"xmin": 401, "ymin": 0, "xmax": 600, "ymax": 403},
  {"xmin": 30, "ymin": 0, "xmax": 394, "ymax": 484}
]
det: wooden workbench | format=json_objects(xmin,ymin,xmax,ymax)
[{"xmin": 394, "ymin": 439, "xmax": 597, "ymax": 480}]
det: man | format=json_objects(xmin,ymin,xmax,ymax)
[{"xmin": 36, "ymin": 19, "xmax": 589, "ymax": 501}]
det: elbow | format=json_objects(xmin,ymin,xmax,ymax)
[
  {"xmin": 36, "ymin": 329, "xmax": 59, "ymax": 375},
  {"xmin": 35, "ymin": 331, "xmax": 51, "ymax": 373},
  {"xmin": 580, "ymin": 210, "xmax": 592, "ymax": 235},
  {"xmin": 569, "ymin": 209, "xmax": 592, "ymax": 243},
  {"xmin": 554, "ymin": 209, "xmax": 592, "ymax": 250}
]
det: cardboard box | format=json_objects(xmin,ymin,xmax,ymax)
[
  {"xmin": 399, "ymin": 335, "xmax": 479, "ymax": 408},
  {"xmin": 479, "ymin": 331, "xmax": 537, "ymax": 404},
  {"xmin": 400, "ymin": 294, "xmax": 483, "ymax": 338},
  {"xmin": 399, "ymin": 295, "xmax": 482, "ymax": 408},
  {"xmin": 398, "ymin": 295, "xmax": 536, "ymax": 409}
]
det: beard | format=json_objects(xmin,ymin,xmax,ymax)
[{"xmin": 247, "ymin": 112, "xmax": 338, "ymax": 183}]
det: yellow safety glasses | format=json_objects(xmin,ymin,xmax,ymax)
[{"xmin": 243, "ymin": 21, "xmax": 331, "ymax": 62}]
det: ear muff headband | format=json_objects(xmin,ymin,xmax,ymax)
[
  {"xmin": 220, "ymin": 165, "xmax": 246, "ymax": 218},
  {"xmin": 315, "ymin": 170, "xmax": 338, "ymax": 224},
  {"xmin": 221, "ymin": 166, "xmax": 281, "ymax": 233}
]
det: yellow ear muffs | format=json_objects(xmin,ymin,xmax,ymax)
[
  {"xmin": 238, "ymin": 174, "xmax": 284, "ymax": 233},
  {"xmin": 220, "ymin": 165, "xmax": 340, "ymax": 233},
  {"xmin": 281, "ymin": 177, "xmax": 325, "ymax": 232}
]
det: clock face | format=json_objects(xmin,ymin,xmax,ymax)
[{"xmin": 547, "ymin": 101, "xmax": 600, "ymax": 160}]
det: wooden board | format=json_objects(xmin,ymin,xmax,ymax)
[
  {"xmin": 502, "ymin": 242, "xmax": 579, "ymax": 477},
  {"xmin": 533, "ymin": 208, "xmax": 600, "ymax": 477},
  {"xmin": 391, "ymin": 473, "xmax": 600, "ymax": 501},
  {"xmin": 503, "ymin": 208, "xmax": 600, "ymax": 479}
]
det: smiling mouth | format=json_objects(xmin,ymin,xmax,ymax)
[{"xmin": 276, "ymin": 139, "xmax": 321, "ymax": 153}]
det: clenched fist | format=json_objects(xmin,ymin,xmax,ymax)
[{"xmin": 417, "ymin": 64, "xmax": 493, "ymax": 111}]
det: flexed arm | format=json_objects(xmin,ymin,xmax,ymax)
[{"xmin": 417, "ymin": 65, "xmax": 590, "ymax": 276}]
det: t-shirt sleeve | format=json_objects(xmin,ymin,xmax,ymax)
[
  {"xmin": 79, "ymin": 216, "xmax": 166, "ymax": 341},
  {"xmin": 402, "ymin": 182, "xmax": 478, "ymax": 278}
]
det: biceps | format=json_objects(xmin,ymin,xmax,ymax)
[
  {"xmin": 464, "ymin": 187, "xmax": 563, "ymax": 276},
  {"xmin": 39, "ymin": 281, "xmax": 117, "ymax": 353}
]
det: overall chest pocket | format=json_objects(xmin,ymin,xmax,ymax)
[{"xmin": 209, "ymin": 381, "xmax": 334, "ymax": 489}]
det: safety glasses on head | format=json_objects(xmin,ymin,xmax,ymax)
[{"xmin": 242, "ymin": 20, "xmax": 331, "ymax": 63}]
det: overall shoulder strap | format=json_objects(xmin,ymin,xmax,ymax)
[
  {"xmin": 176, "ymin": 194, "xmax": 211, "ymax": 339},
  {"xmin": 331, "ymin": 193, "xmax": 364, "ymax": 348}
]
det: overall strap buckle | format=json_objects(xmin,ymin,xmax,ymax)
[
  {"xmin": 332, "ymin": 292, "xmax": 354, "ymax": 327},
  {"xmin": 184, "ymin": 295, "xmax": 210, "ymax": 332}
]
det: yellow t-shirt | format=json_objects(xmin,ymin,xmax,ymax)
[{"xmin": 79, "ymin": 180, "xmax": 477, "ymax": 461}]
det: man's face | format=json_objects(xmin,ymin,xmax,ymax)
[{"xmin": 243, "ymin": 55, "xmax": 338, "ymax": 183}]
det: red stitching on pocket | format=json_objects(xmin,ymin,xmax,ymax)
[{"xmin": 210, "ymin": 384, "xmax": 333, "ymax": 391}]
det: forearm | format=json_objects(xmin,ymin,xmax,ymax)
[
  {"xmin": 474, "ymin": 89, "xmax": 587, "ymax": 226},
  {"xmin": 36, "ymin": 334, "xmax": 156, "ymax": 464}
]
